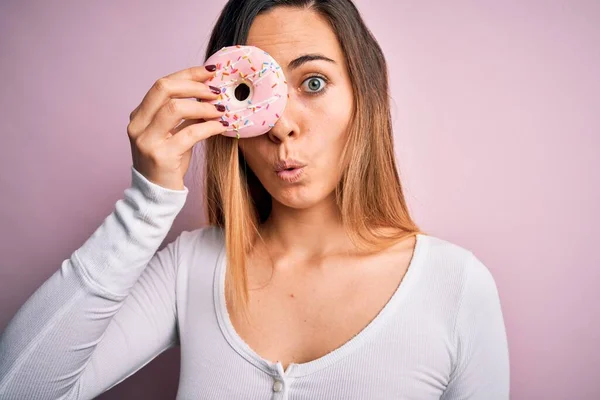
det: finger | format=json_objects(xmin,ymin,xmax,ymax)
[
  {"xmin": 142, "ymin": 98, "xmax": 226, "ymax": 142},
  {"xmin": 129, "ymin": 76, "xmax": 221, "ymax": 139},
  {"xmin": 163, "ymin": 65, "xmax": 218, "ymax": 81},
  {"xmin": 166, "ymin": 120, "xmax": 229, "ymax": 154}
]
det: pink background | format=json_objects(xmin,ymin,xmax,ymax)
[{"xmin": 1, "ymin": 1, "xmax": 598, "ymax": 398}]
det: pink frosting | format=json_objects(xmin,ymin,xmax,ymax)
[{"xmin": 203, "ymin": 45, "xmax": 288, "ymax": 139}]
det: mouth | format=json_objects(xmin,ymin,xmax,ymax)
[{"xmin": 275, "ymin": 166, "xmax": 305, "ymax": 183}]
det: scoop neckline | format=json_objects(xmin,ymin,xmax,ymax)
[{"xmin": 213, "ymin": 232, "xmax": 428, "ymax": 378}]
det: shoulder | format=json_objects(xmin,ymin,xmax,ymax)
[
  {"xmin": 418, "ymin": 233, "xmax": 497, "ymax": 284},
  {"xmin": 416, "ymin": 234, "xmax": 502, "ymax": 315},
  {"xmin": 169, "ymin": 224, "xmax": 225, "ymax": 259}
]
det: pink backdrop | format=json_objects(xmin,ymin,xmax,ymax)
[{"xmin": 1, "ymin": 1, "xmax": 598, "ymax": 398}]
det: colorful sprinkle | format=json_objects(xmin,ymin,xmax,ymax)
[
  {"xmin": 275, "ymin": 113, "xmax": 280, "ymax": 118},
  {"xmin": 262, "ymin": 120, "xmax": 266, "ymax": 126},
  {"xmin": 271, "ymin": 83, "xmax": 277, "ymax": 88}
]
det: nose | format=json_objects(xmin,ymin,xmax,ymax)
[{"xmin": 267, "ymin": 98, "xmax": 299, "ymax": 143}]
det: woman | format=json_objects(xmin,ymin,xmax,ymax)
[{"xmin": 0, "ymin": 0, "xmax": 510, "ymax": 398}]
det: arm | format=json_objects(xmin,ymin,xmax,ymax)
[
  {"xmin": 440, "ymin": 252, "xmax": 511, "ymax": 400},
  {"xmin": 0, "ymin": 166, "xmax": 189, "ymax": 399}
]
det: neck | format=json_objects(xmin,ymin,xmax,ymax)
[{"xmin": 258, "ymin": 195, "xmax": 355, "ymax": 264}]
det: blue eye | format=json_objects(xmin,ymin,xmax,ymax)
[{"xmin": 301, "ymin": 76, "xmax": 328, "ymax": 96}]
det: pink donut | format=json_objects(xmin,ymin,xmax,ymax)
[{"xmin": 203, "ymin": 45, "xmax": 288, "ymax": 139}]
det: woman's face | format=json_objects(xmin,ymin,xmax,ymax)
[{"xmin": 239, "ymin": 7, "xmax": 354, "ymax": 210}]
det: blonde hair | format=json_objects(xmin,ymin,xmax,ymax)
[{"xmin": 201, "ymin": 0, "xmax": 426, "ymax": 323}]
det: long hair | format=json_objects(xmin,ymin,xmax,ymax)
[{"xmin": 201, "ymin": 0, "xmax": 426, "ymax": 323}]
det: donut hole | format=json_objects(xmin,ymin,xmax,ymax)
[{"xmin": 234, "ymin": 83, "xmax": 251, "ymax": 102}]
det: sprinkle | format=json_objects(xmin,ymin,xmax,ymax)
[
  {"xmin": 225, "ymin": 113, "xmax": 230, "ymax": 117},
  {"xmin": 271, "ymin": 83, "xmax": 278, "ymax": 88},
  {"xmin": 233, "ymin": 115, "xmax": 238, "ymax": 120},
  {"xmin": 230, "ymin": 68, "xmax": 238, "ymax": 74},
  {"xmin": 239, "ymin": 72, "xmax": 246, "ymax": 79},
  {"xmin": 262, "ymin": 120, "xmax": 266, "ymax": 126},
  {"xmin": 287, "ymin": 93, "xmax": 290, "ymax": 98},
  {"xmin": 226, "ymin": 105, "xmax": 230, "ymax": 111},
  {"xmin": 221, "ymin": 87, "xmax": 226, "ymax": 93},
  {"xmin": 251, "ymin": 66, "xmax": 257, "ymax": 72},
  {"xmin": 266, "ymin": 104, "xmax": 270, "ymax": 110},
  {"xmin": 237, "ymin": 56, "xmax": 241, "ymax": 61},
  {"xmin": 216, "ymin": 63, "xmax": 222, "ymax": 70},
  {"xmin": 276, "ymin": 72, "xmax": 280, "ymax": 79},
  {"xmin": 236, "ymin": 132, "xmax": 240, "ymax": 139},
  {"xmin": 222, "ymin": 72, "xmax": 230, "ymax": 76},
  {"xmin": 244, "ymin": 120, "xmax": 249, "ymax": 125},
  {"xmin": 248, "ymin": 58, "xmax": 252, "ymax": 64},
  {"xmin": 275, "ymin": 113, "xmax": 280, "ymax": 118},
  {"xmin": 283, "ymin": 80, "xmax": 287, "ymax": 84},
  {"xmin": 227, "ymin": 60, "xmax": 231, "ymax": 67},
  {"xmin": 247, "ymin": 99, "xmax": 252, "ymax": 104},
  {"xmin": 225, "ymin": 93, "xmax": 230, "ymax": 99}
]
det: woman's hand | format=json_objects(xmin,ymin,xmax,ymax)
[{"xmin": 127, "ymin": 65, "xmax": 228, "ymax": 191}]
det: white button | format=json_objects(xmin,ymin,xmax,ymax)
[{"xmin": 273, "ymin": 380, "xmax": 283, "ymax": 392}]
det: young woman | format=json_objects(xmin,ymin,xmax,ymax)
[{"xmin": 0, "ymin": 0, "xmax": 510, "ymax": 398}]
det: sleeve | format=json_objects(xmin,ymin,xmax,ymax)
[
  {"xmin": 440, "ymin": 252, "xmax": 511, "ymax": 400},
  {"xmin": 0, "ymin": 166, "xmax": 190, "ymax": 400}
]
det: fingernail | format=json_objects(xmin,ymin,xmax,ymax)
[
  {"xmin": 220, "ymin": 120, "xmax": 229, "ymax": 126},
  {"xmin": 205, "ymin": 65, "xmax": 217, "ymax": 72},
  {"xmin": 215, "ymin": 104, "xmax": 226, "ymax": 112},
  {"xmin": 209, "ymin": 85, "xmax": 221, "ymax": 95}
]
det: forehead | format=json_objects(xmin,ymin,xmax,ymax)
[{"xmin": 247, "ymin": 7, "xmax": 343, "ymax": 69}]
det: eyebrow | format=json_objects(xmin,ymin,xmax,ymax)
[{"xmin": 287, "ymin": 53, "xmax": 337, "ymax": 71}]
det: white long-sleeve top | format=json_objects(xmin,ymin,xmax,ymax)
[{"xmin": 0, "ymin": 166, "xmax": 510, "ymax": 399}]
